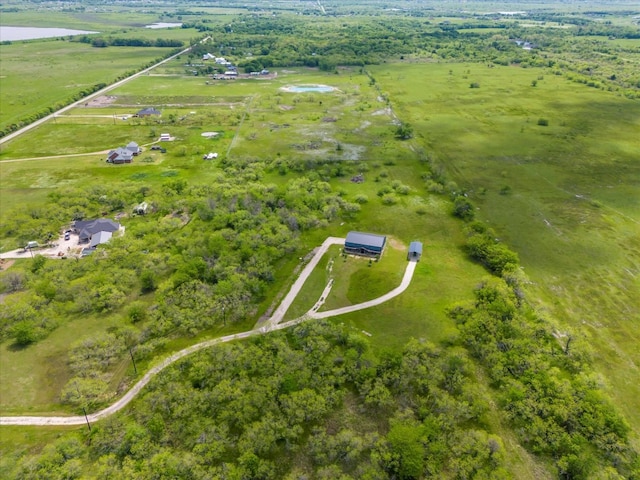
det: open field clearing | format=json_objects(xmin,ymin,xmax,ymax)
[
  {"xmin": 0, "ymin": 28, "xmax": 203, "ymax": 133},
  {"xmin": 1, "ymin": 3, "xmax": 639, "ymax": 468},
  {"xmin": 0, "ymin": 68, "xmax": 487, "ymax": 415},
  {"xmin": 372, "ymin": 61, "xmax": 640, "ymax": 433}
]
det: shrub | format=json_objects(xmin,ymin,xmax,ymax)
[
  {"xmin": 453, "ymin": 196, "xmax": 475, "ymax": 221},
  {"xmin": 11, "ymin": 321, "xmax": 38, "ymax": 345},
  {"xmin": 381, "ymin": 194, "xmax": 398, "ymax": 205},
  {"xmin": 128, "ymin": 302, "xmax": 148, "ymax": 323},
  {"xmin": 537, "ymin": 118, "xmax": 549, "ymax": 126}
]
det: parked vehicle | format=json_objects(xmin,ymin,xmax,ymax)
[{"xmin": 24, "ymin": 241, "xmax": 38, "ymax": 250}]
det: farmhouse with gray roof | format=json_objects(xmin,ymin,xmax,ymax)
[
  {"xmin": 136, "ymin": 107, "xmax": 161, "ymax": 117},
  {"xmin": 106, "ymin": 147, "xmax": 133, "ymax": 164},
  {"xmin": 344, "ymin": 231, "xmax": 387, "ymax": 257},
  {"xmin": 73, "ymin": 218, "xmax": 120, "ymax": 244}
]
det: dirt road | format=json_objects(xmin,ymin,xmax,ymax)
[{"xmin": 0, "ymin": 236, "xmax": 418, "ymax": 426}]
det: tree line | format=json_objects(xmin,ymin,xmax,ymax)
[{"xmin": 72, "ymin": 36, "xmax": 184, "ymax": 48}]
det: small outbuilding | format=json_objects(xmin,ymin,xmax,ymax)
[
  {"xmin": 345, "ymin": 231, "xmax": 387, "ymax": 257},
  {"xmin": 134, "ymin": 202, "xmax": 149, "ymax": 215},
  {"xmin": 408, "ymin": 241, "xmax": 423, "ymax": 261}
]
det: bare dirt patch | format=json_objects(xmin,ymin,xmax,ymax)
[
  {"xmin": 372, "ymin": 107, "xmax": 392, "ymax": 116},
  {"xmin": 388, "ymin": 237, "xmax": 407, "ymax": 251},
  {"xmin": 84, "ymin": 96, "xmax": 117, "ymax": 108},
  {"xmin": 0, "ymin": 259, "xmax": 15, "ymax": 271}
]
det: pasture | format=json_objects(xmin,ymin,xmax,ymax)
[
  {"xmin": 0, "ymin": 66, "xmax": 487, "ymax": 415},
  {"xmin": 0, "ymin": 27, "xmax": 203, "ymax": 132},
  {"xmin": 371, "ymin": 62, "xmax": 640, "ymax": 431}
]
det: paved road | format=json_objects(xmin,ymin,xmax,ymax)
[
  {"xmin": 0, "ymin": 237, "xmax": 418, "ymax": 426},
  {"xmin": 0, "ymin": 39, "xmax": 208, "ymax": 146}
]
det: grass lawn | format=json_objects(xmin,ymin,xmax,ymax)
[
  {"xmin": 321, "ymin": 241, "xmax": 406, "ymax": 310},
  {"xmin": 0, "ymin": 309, "xmax": 121, "ymax": 415},
  {"xmin": 283, "ymin": 250, "xmax": 332, "ymax": 321}
]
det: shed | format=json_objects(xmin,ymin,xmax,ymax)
[
  {"xmin": 344, "ymin": 231, "xmax": 387, "ymax": 257},
  {"xmin": 134, "ymin": 202, "xmax": 148, "ymax": 215},
  {"xmin": 408, "ymin": 241, "xmax": 423, "ymax": 261}
]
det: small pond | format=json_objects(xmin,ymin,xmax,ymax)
[
  {"xmin": 282, "ymin": 85, "xmax": 335, "ymax": 93},
  {"xmin": 145, "ymin": 23, "xmax": 183, "ymax": 29},
  {"xmin": 0, "ymin": 26, "xmax": 98, "ymax": 41}
]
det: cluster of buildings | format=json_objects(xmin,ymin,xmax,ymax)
[
  {"xmin": 202, "ymin": 54, "xmax": 232, "ymax": 65},
  {"xmin": 72, "ymin": 218, "xmax": 121, "ymax": 255},
  {"xmin": 345, "ymin": 231, "xmax": 422, "ymax": 261},
  {"xmin": 106, "ymin": 142, "xmax": 141, "ymax": 164},
  {"xmin": 201, "ymin": 54, "xmax": 271, "ymax": 79}
]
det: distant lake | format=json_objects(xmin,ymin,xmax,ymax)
[
  {"xmin": 145, "ymin": 23, "xmax": 183, "ymax": 29},
  {"xmin": 0, "ymin": 26, "xmax": 98, "ymax": 41}
]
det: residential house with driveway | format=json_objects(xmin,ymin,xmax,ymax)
[
  {"xmin": 106, "ymin": 141, "xmax": 141, "ymax": 164},
  {"xmin": 73, "ymin": 218, "xmax": 120, "ymax": 244}
]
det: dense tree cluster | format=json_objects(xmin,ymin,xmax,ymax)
[
  {"xmin": 0, "ymin": 164, "xmax": 349, "ymax": 349},
  {"xmin": 8, "ymin": 322, "xmax": 511, "ymax": 479},
  {"xmin": 449, "ymin": 277, "xmax": 639, "ymax": 478},
  {"xmin": 72, "ymin": 36, "xmax": 184, "ymax": 48}
]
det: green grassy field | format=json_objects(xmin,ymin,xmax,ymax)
[
  {"xmin": 321, "ymin": 242, "xmax": 406, "ymax": 310},
  {"xmin": 0, "ymin": 306, "xmax": 121, "ymax": 415},
  {"xmin": 371, "ymin": 61, "xmax": 640, "ymax": 435},
  {"xmin": 0, "ymin": 67, "xmax": 488, "ymax": 415},
  {"xmin": 1, "ymin": 57, "xmax": 636, "ymax": 476},
  {"xmin": 0, "ymin": 25, "xmax": 205, "ymax": 132}
]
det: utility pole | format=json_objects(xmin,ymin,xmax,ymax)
[
  {"xmin": 75, "ymin": 382, "xmax": 91, "ymax": 432},
  {"xmin": 129, "ymin": 347, "xmax": 138, "ymax": 374},
  {"xmin": 82, "ymin": 406, "xmax": 91, "ymax": 432}
]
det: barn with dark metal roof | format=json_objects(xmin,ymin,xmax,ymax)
[{"xmin": 344, "ymin": 231, "xmax": 387, "ymax": 257}]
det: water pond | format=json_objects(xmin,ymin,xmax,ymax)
[
  {"xmin": 0, "ymin": 26, "xmax": 98, "ymax": 41},
  {"xmin": 282, "ymin": 85, "xmax": 335, "ymax": 93},
  {"xmin": 145, "ymin": 23, "xmax": 183, "ymax": 29}
]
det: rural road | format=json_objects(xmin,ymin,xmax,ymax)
[
  {"xmin": 266, "ymin": 236, "xmax": 345, "ymax": 327},
  {"xmin": 0, "ymin": 38, "xmax": 209, "ymax": 146},
  {"xmin": 0, "ymin": 237, "xmax": 417, "ymax": 426}
]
